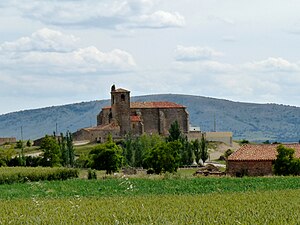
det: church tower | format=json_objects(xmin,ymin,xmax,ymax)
[{"xmin": 110, "ymin": 85, "xmax": 131, "ymax": 136}]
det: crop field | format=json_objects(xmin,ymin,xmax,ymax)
[
  {"xmin": 1, "ymin": 189, "xmax": 300, "ymax": 224},
  {"xmin": 0, "ymin": 176, "xmax": 300, "ymax": 224}
]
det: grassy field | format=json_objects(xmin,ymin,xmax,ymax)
[
  {"xmin": 1, "ymin": 189, "xmax": 300, "ymax": 224},
  {"xmin": 1, "ymin": 169, "xmax": 300, "ymax": 224}
]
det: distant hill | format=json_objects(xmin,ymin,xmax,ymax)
[{"xmin": 1, "ymin": 94, "xmax": 300, "ymax": 142}]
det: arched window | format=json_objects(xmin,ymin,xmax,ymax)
[{"xmin": 121, "ymin": 94, "xmax": 125, "ymax": 101}]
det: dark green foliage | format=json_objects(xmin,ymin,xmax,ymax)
[
  {"xmin": 87, "ymin": 169, "xmax": 97, "ymax": 179},
  {"xmin": 75, "ymin": 154, "xmax": 91, "ymax": 168},
  {"xmin": 224, "ymin": 149, "xmax": 234, "ymax": 159},
  {"xmin": 167, "ymin": 120, "xmax": 182, "ymax": 142},
  {"xmin": 167, "ymin": 121, "xmax": 193, "ymax": 166},
  {"xmin": 59, "ymin": 132, "xmax": 75, "ymax": 167},
  {"xmin": 179, "ymin": 136, "xmax": 193, "ymax": 165},
  {"xmin": 66, "ymin": 131, "xmax": 75, "ymax": 167},
  {"xmin": 15, "ymin": 140, "xmax": 23, "ymax": 149},
  {"xmin": 40, "ymin": 135, "xmax": 61, "ymax": 167},
  {"xmin": 200, "ymin": 134, "xmax": 208, "ymax": 163},
  {"xmin": 0, "ymin": 147, "xmax": 16, "ymax": 166},
  {"xmin": 240, "ymin": 139, "xmax": 249, "ymax": 144},
  {"xmin": 273, "ymin": 145, "xmax": 300, "ymax": 175},
  {"xmin": 144, "ymin": 141, "xmax": 181, "ymax": 174},
  {"xmin": 89, "ymin": 135, "xmax": 123, "ymax": 174},
  {"xmin": 26, "ymin": 140, "xmax": 32, "ymax": 147},
  {"xmin": 191, "ymin": 139, "xmax": 200, "ymax": 164},
  {"xmin": 122, "ymin": 134, "xmax": 164, "ymax": 167}
]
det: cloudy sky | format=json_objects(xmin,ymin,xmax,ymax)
[{"xmin": 1, "ymin": 0, "xmax": 300, "ymax": 115}]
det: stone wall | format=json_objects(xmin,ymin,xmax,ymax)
[
  {"xmin": 205, "ymin": 132, "xmax": 233, "ymax": 146},
  {"xmin": 227, "ymin": 160, "xmax": 273, "ymax": 176},
  {"xmin": 134, "ymin": 108, "xmax": 189, "ymax": 136},
  {"xmin": 0, "ymin": 137, "xmax": 16, "ymax": 145}
]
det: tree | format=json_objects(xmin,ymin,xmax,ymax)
[
  {"xmin": 59, "ymin": 131, "xmax": 75, "ymax": 167},
  {"xmin": 0, "ymin": 147, "xmax": 16, "ymax": 166},
  {"xmin": 40, "ymin": 135, "xmax": 61, "ymax": 167},
  {"xmin": 200, "ymin": 134, "xmax": 209, "ymax": 163},
  {"xmin": 192, "ymin": 139, "xmax": 201, "ymax": 164},
  {"xmin": 144, "ymin": 141, "xmax": 181, "ymax": 174},
  {"xmin": 167, "ymin": 121, "xmax": 182, "ymax": 142},
  {"xmin": 15, "ymin": 140, "xmax": 23, "ymax": 149},
  {"xmin": 274, "ymin": 144, "xmax": 296, "ymax": 175},
  {"xmin": 26, "ymin": 140, "xmax": 32, "ymax": 147},
  {"xmin": 59, "ymin": 133, "xmax": 68, "ymax": 166},
  {"xmin": 66, "ymin": 131, "xmax": 75, "ymax": 167},
  {"xmin": 179, "ymin": 136, "xmax": 193, "ymax": 166},
  {"xmin": 89, "ymin": 135, "xmax": 123, "ymax": 174}
]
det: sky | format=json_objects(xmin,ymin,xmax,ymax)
[{"xmin": 1, "ymin": 0, "xmax": 300, "ymax": 115}]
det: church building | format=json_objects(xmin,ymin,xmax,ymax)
[{"xmin": 73, "ymin": 85, "xmax": 189, "ymax": 142}]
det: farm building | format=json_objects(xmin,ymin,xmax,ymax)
[{"xmin": 227, "ymin": 144, "xmax": 300, "ymax": 176}]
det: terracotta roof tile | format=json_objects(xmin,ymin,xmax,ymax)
[
  {"xmin": 83, "ymin": 123, "xmax": 120, "ymax": 131},
  {"xmin": 102, "ymin": 101, "xmax": 185, "ymax": 110},
  {"xmin": 131, "ymin": 101, "xmax": 185, "ymax": 109},
  {"xmin": 131, "ymin": 115, "xmax": 142, "ymax": 122},
  {"xmin": 228, "ymin": 144, "xmax": 300, "ymax": 161}
]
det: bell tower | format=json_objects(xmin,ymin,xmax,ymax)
[{"xmin": 110, "ymin": 85, "xmax": 131, "ymax": 136}]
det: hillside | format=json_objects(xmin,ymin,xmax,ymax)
[{"xmin": 1, "ymin": 94, "xmax": 300, "ymax": 142}]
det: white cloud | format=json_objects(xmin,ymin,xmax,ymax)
[
  {"xmin": 0, "ymin": 28, "xmax": 79, "ymax": 52},
  {"xmin": 135, "ymin": 11, "xmax": 185, "ymax": 28},
  {"xmin": 11, "ymin": 0, "xmax": 185, "ymax": 30},
  {"xmin": 244, "ymin": 57, "xmax": 300, "ymax": 72},
  {"xmin": 0, "ymin": 28, "xmax": 136, "ymax": 75},
  {"xmin": 175, "ymin": 45, "xmax": 223, "ymax": 61}
]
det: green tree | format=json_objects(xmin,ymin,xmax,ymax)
[
  {"xmin": 192, "ymin": 138, "xmax": 201, "ymax": 164},
  {"xmin": 0, "ymin": 147, "xmax": 16, "ymax": 166},
  {"xmin": 59, "ymin": 133, "xmax": 68, "ymax": 166},
  {"xmin": 26, "ymin": 140, "xmax": 32, "ymax": 147},
  {"xmin": 15, "ymin": 140, "xmax": 23, "ymax": 149},
  {"xmin": 167, "ymin": 121, "xmax": 182, "ymax": 142},
  {"xmin": 274, "ymin": 144, "xmax": 296, "ymax": 175},
  {"xmin": 179, "ymin": 136, "xmax": 193, "ymax": 165},
  {"xmin": 200, "ymin": 134, "xmax": 209, "ymax": 163},
  {"xmin": 144, "ymin": 141, "xmax": 181, "ymax": 174},
  {"xmin": 89, "ymin": 135, "xmax": 123, "ymax": 174},
  {"xmin": 66, "ymin": 131, "xmax": 75, "ymax": 167},
  {"xmin": 40, "ymin": 135, "xmax": 61, "ymax": 167}
]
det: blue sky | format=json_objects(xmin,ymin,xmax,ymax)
[{"xmin": 1, "ymin": 0, "xmax": 300, "ymax": 115}]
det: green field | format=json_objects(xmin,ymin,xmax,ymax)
[{"xmin": 1, "ymin": 175, "xmax": 300, "ymax": 224}]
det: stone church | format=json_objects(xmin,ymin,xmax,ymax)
[{"xmin": 73, "ymin": 85, "xmax": 189, "ymax": 142}]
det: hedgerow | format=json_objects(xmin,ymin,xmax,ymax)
[{"xmin": 0, "ymin": 167, "xmax": 78, "ymax": 184}]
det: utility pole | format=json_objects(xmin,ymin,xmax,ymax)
[
  {"xmin": 20, "ymin": 126, "xmax": 25, "ymax": 166},
  {"xmin": 213, "ymin": 113, "xmax": 216, "ymax": 132},
  {"xmin": 55, "ymin": 122, "xmax": 58, "ymax": 135}
]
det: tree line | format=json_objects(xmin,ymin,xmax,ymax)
[{"xmin": 0, "ymin": 121, "xmax": 209, "ymax": 175}]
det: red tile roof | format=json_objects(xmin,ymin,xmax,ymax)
[
  {"xmin": 228, "ymin": 144, "xmax": 300, "ymax": 161},
  {"xmin": 131, "ymin": 115, "xmax": 142, "ymax": 122},
  {"xmin": 131, "ymin": 101, "xmax": 185, "ymax": 109},
  {"xmin": 103, "ymin": 101, "xmax": 185, "ymax": 110},
  {"xmin": 83, "ymin": 123, "xmax": 120, "ymax": 131}
]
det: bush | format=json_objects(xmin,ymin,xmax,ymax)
[
  {"xmin": 0, "ymin": 167, "xmax": 78, "ymax": 185},
  {"xmin": 273, "ymin": 145, "xmax": 300, "ymax": 175},
  {"xmin": 87, "ymin": 169, "xmax": 97, "ymax": 180}
]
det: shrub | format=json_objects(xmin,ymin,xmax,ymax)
[
  {"xmin": 0, "ymin": 167, "xmax": 78, "ymax": 185},
  {"xmin": 87, "ymin": 169, "xmax": 97, "ymax": 180}
]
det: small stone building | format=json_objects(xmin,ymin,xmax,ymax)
[
  {"xmin": 73, "ymin": 85, "xmax": 189, "ymax": 142},
  {"xmin": 227, "ymin": 144, "xmax": 300, "ymax": 176}
]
